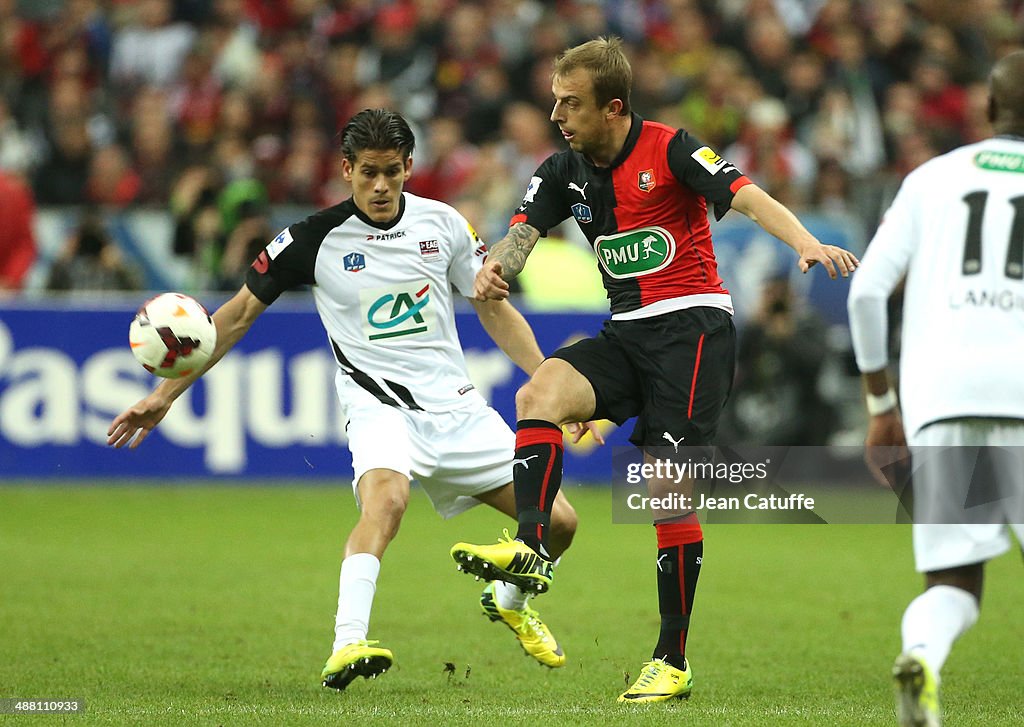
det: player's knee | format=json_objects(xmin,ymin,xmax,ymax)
[{"xmin": 515, "ymin": 380, "xmax": 545, "ymax": 419}]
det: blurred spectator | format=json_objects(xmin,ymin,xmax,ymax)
[
  {"xmin": 109, "ymin": 0, "xmax": 196, "ymax": 93},
  {"xmin": 630, "ymin": 45, "xmax": 686, "ymax": 119},
  {"xmin": 129, "ymin": 91, "xmax": 181, "ymax": 203},
  {"xmin": 87, "ymin": 143, "xmax": 140, "ymax": 207},
  {"xmin": 912, "ymin": 55, "xmax": 967, "ymax": 139},
  {"xmin": 676, "ymin": 48, "xmax": 748, "ymax": 148},
  {"xmin": 499, "ymin": 102, "xmax": 558, "ymax": 192},
  {"xmin": 868, "ymin": 1, "xmax": 923, "ymax": 84},
  {"xmin": 210, "ymin": 0, "xmax": 261, "ymax": 90},
  {"xmin": 168, "ymin": 43, "xmax": 222, "ymax": 153},
  {"xmin": 0, "ymin": 96, "xmax": 39, "ymax": 174},
  {"xmin": 34, "ymin": 115, "xmax": 92, "ymax": 204},
  {"xmin": 723, "ymin": 275, "xmax": 837, "ymax": 446},
  {"xmin": 742, "ymin": 14, "xmax": 793, "ymax": 98},
  {"xmin": 405, "ymin": 116, "xmax": 477, "ymax": 203},
  {"xmin": 45, "ymin": 211, "xmax": 140, "ymax": 291},
  {"xmin": 171, "ymin": 168, "xmax": 269, "ymax": 290},
  {"xmin": 0, "ymin": 168, "xmax": 35, "ymax": 293},
  {"xmin": 270, "ymin": 127, "xmax": 326, "ymax": 205},
  {"xmin": 356, "ymin": 3, "xmax": 436, "ymax": 123},
  {"xmin": 433, "ymin": 3, "xmax": 500, "ymax": 120},
  {"xmin": 725, "ymin": 98, "xmax": 817, "ymax": 202},
  {"xmin": 462, "ymin": 64, "xmax": 512, "ymax": 145}
]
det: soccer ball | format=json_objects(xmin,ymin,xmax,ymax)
[{"xmin": 129, "ymin": 293, "xmax": 217, "ymax": 378}]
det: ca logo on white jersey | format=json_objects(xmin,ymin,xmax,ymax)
[
  {"xmin": 663, "ymin": 432, "xmax": 685, "ymax": 452},
  {"xmin": 512, "ymin": 455, "xmax": 539, "ymax": 470},
  {"xmin": 360, "ymin": 281, "xmax": 435, "ymax": 341},
  {"xmin": 568, "ymin": 181, "xmax": 588, "ymax": 200}
]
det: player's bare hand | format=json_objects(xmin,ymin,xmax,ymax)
[
  {"xmin": 863, "ymin": 410, "xmax": 909, "ymax": 488},
  {"xmin": 798, "ymin": 242, "xmax": 860, "ymax": 279},
  {"xmin": 474, "ymin": 260, "xmax": 510, "ymax": 301},
  {"xmin": 566, "ymin": 421, "xmax": 605, "ymax": 445},
  {"xmin": 107, "ymin": 394, "xmax": 171, "ymax": 449}
]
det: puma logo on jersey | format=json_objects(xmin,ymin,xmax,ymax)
[
  {"xmin": 568, "ymin": 181, "xmax": 588, "ymax": 200},
  {"xmin": 512, "ymin": 455, "xmax": 539, "ymax": 470},
  {"xmin": 663, "ymin": 432, "xmax": 685, "ymax": 452}
]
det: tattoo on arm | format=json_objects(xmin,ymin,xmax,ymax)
[{"xmin": 489, "ymin": 223, "xmax": 541, "ymax": 280}]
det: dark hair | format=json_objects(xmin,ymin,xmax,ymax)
[{"xmin": 340, "ymin": 109, "xmax": 416, "ymax": 161}]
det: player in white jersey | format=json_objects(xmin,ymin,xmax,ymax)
[
  {"xmin": 848, "ymin": 52, "xmax": 1024, "ymax": 727},
  {"xmin": 107, "ymin": 109, "xmax": 590, "ymax": 691}
]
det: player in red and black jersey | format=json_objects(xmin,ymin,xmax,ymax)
[{"xmin": 451, "ymin": 37, "xmax": 859, "ymax": 703}]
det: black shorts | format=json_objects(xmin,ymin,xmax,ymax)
[{"xmin": 550, "ymin": 307, "xmax": 735, "ymax": 447}]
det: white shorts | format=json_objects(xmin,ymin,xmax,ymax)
[
  {"xmin": 910, "ymin": 419, "xmax": 1024, "ymax": 572},
  {"xmin": 335, "ymin": 372, "xmax": 515, "ymax": 519}
]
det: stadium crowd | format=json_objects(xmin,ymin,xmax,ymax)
[{"xmin": 0, "ymin": 0, "xmax": 1020, "ymax": 293}]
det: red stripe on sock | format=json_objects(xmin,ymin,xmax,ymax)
[
  {"xmin": 516, "ymin": 426, "xmax": 564, "ymax": 449},
  {"xmin": 678, "ymin": 544, "xmax": 687, "ymax": 655},
  {"xmin": 687, "ymin": 333, "xmax": 705, "ymax": 419},
  {"xmin": 536, "ymin": 443, "xmax": 557, "ymax": 542},
  {"xmin": 656, "ymin": 519, "xmax": 703, "ymax": 547}
]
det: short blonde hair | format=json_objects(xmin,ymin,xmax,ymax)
[{"xmin": 553, "ymin": 36, "xmax": 632, "ymax": 115}]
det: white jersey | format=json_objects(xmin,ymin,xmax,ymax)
[
  {"xmin": 246, "ymin": 192, "xmax": 489, "ymax": 412},
  {"xmin": 848, "ymin": 136, "xmax": 1024, "ymax": 435}
]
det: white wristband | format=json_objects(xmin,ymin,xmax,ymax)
[{"xmin": 865, "ymin": 389, "xmax": 898, "ymax": 416}]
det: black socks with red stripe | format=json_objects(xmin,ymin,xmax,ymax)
[
  {"xmin": 653, "ymin": 518, "xmax": 704, "ymax": 671},
  {"xmin": 512, "ymin": 419, "xmax": 563, "ymax": 557}
]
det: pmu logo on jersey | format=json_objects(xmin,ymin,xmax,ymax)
[
  {"xmin": 974, "ymin": 151, "xmax": 1024, "ymax": 173},
  {"xmin": 594, "ymin": 227, "xmax": 676, "ymax": 279},
  {"xmin": 360, "ymin": 281, "xmax": 435, "ymax": 341},
  {"xmin": 571, "ymin": 203, "xmax": 592, "ymax": 223},
  {"xmin": 344, "ymin": 252, "xmax": 366, "ymax": 272},
  {"xmin": 691, "ymin": 146, "xmax": 728, "ymax": 175},
  {"xmin": 637, "ymin": 169, "xmax": 656, "ymax": 192}
]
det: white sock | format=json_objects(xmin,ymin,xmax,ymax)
[
  {"xmin": 901, "ymin": 584, "xmax": 979, "ymax": 678},
  {"xmin": 494, "ymin": 556, "xmax": 560, "ymax": 611},
  {"xmin": 333, "ymin": 552, "xmax": 381, "ymax": 651}
]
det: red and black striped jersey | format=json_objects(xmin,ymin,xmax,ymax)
[{"xmin": 511, "ymin": 113, "xmax": 751, "ymax": 318}]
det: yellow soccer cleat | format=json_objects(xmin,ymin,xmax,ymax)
[
  {"xmin": 480, "ymin": 582, "xmax": 565, "ymax": 668},
  {"xmin": 321, "ymin": 640, "xmax": 393, "ymax": 691},
  {"xmin": 618, "ymin": 658, "xmax": 693, "ymax": 703},
  {"xmin": 893, "ymin": 653, "xmax": 941, "ymax": 727},
  {"xmin": 451, "ymin": 529, "xmax": 553, "ymax": 594}
]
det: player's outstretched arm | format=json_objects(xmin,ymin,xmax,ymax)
[
  {"xmin": 473, "ymin": 223, "xmax": 542, "ymax": 301},
  {"xmin": 731, "ymin": 184, "xmax": 860, "ymax": 279},
  {"xmin": 107, "ymin": 285, "xmax": 268, "ymax": 449},
  {"xmin": 470, "ymin": 297, "xmax": 545, "ymax": 376}
]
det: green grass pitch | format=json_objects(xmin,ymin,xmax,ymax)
[{"xmin": 2, "ymin": 483, "xmax": 1022, "ymax": 726}]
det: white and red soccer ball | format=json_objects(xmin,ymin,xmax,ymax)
[{"xmin": 129, "ymin": 293, "xmax": 217, "ymax": 378}]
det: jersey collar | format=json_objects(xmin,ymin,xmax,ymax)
[
  {"xmin": 350, "ymin": 193, "xmax": 407, "ymax": 230},
  {"xmin": 581, "ymin": 112, "xmax": 644, "ymax": 169},
  {"xmin": 994, "ymin": 133, "xmax": 1024, "ymax": 142}
]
